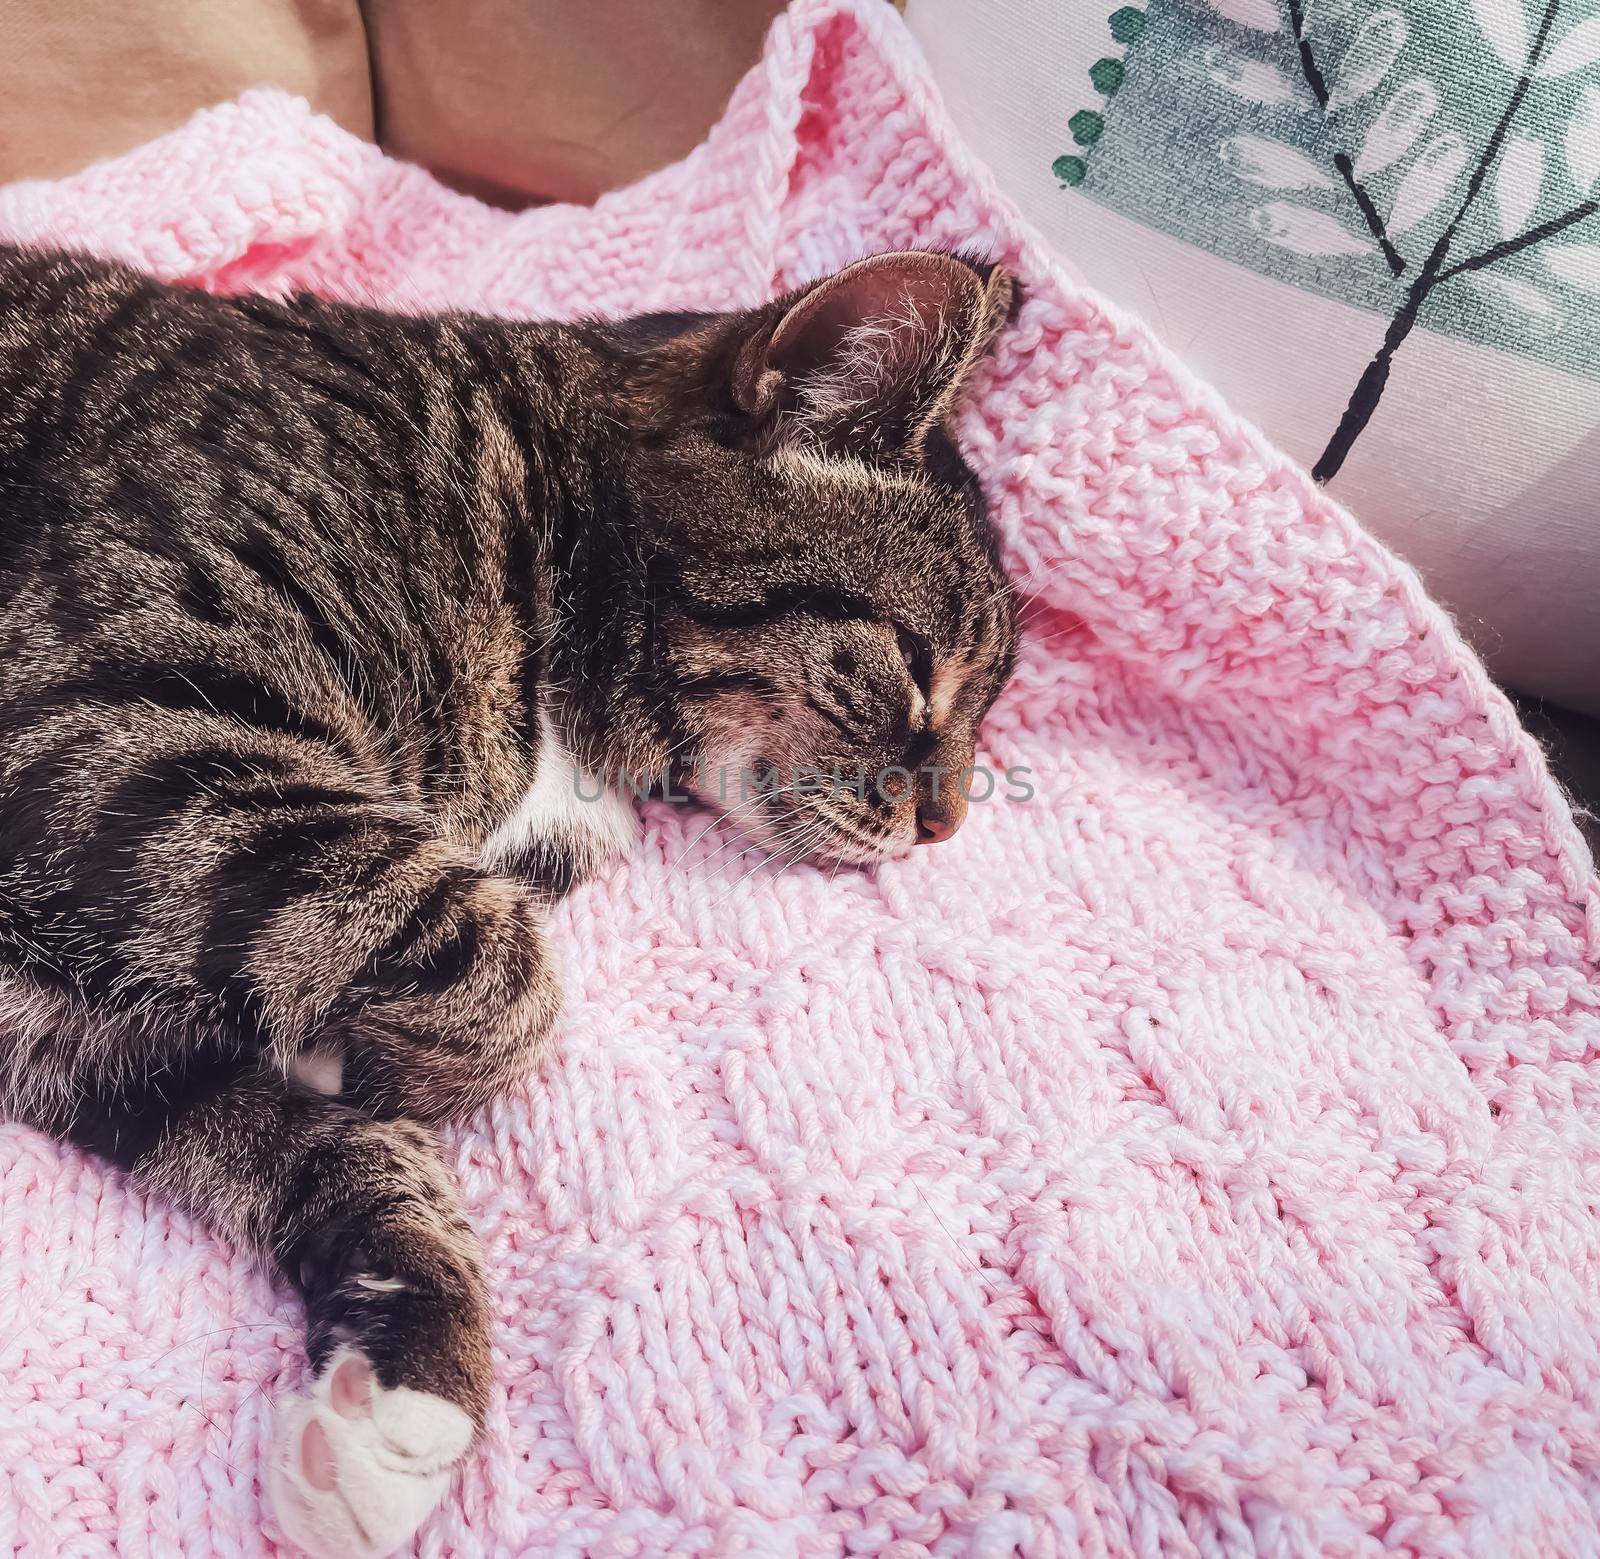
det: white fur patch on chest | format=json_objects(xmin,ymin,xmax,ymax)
[{"xmin": 481, "ymin": 715, "xmax": 638, "ymax": 878}]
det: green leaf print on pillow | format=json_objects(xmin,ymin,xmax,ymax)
[
  {"xmin": 1090, "ymin": 56, "xmax": 1128, "ymax": 92},
  {"xmin": 1055, "ymin": 7, "xmax": 1147, "ymax": 188},
  {"xmin": 1070, "ymin": 108, "xmax": 1107, "ymax": 144},
  {"xmin": 1109, "ymin": 6, "xmax": 1147, "ymax": 44},
  {"xmin": 1051, "ymin": 0, "xmax": 1600, "ymax": 480}
]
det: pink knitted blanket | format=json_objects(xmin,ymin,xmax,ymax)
[{"xmin": 4, "ymin": 2, "xmax": 1600, "ymax": 1553}]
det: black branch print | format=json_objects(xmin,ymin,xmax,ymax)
[{"xmin": 1242, "ymin": 0, "xmax": 1600, "ymax": 481}]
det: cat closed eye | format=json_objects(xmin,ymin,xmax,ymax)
[{"xmin": 894, "ymin": 624, "xmax": 933, "ymax": 695}]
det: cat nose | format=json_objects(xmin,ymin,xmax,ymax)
[
  {"xmin": 914, "ymin": 743, "xmax": 972, "ymax": 844},
  {"xmin": 915, "ymin": 799, "xmax": 962, "ymax": 845}
]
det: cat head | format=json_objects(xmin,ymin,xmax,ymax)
[{"xmin": 596, "ymin": 250, "xmax": 1020, "ymax": 864}]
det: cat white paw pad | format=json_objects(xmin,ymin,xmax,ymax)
[{"xmin": 270, "ymin": 1350, "xmax": 473, "ymax": 1558}]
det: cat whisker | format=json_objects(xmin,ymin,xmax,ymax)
[
  {"xmin": 702, "ymin": 824, "xmax": 807, "ymax": 893},
  {"xmin": 668, "ymin": 779, "xmax": 818, "ymax": 874},
  {"xmin": 715, "ymin": 817, "xmax": 829, "ymax": 898},
  {"xmin": 666, "ymin": 792, "xmax": 776, "ymax": 872},
  {"xmin": 1024, "ymin": 618, "xmax": 1092, "ymax": 651},
  {"xmin": 763, "ymin": 795, "xmax": 902, "ymax": 865},
  {"xmin": 701, "ymin": 802, "xmax": 828, "ymax": 888}
]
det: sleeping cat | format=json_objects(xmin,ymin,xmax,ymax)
[{"xmin": 0, "ymin": 242, "xmax": 1019, "ymax": 1556}]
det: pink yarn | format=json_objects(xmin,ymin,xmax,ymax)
[{"xmin": 4, "ymin": 2, "xmax": 1600, "ymax": 1553}]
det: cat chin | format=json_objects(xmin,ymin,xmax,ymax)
[
  {"xmin": 815, "ymin": 835, "xmax": 917, "ymax": 868},
  {"xmin": 757, "ymin": 809, "xmax": 916, "ymax": 868},
  {"xmin": 682, "ymin": 743, "xmax": 918, "ymax": 867}
]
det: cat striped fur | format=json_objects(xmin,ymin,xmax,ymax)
[{"xmin": 0, "ymin": 243, "xmax": 1018, "ymax": 1555}]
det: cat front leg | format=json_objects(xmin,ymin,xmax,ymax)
[
  {"xmin": 5, "ymin": 716, "xmax": 561, "ymax": 1121},
  {"xmin": 48, "ymin": 1056, "xmax": 492, "ymax": 1559},
  {"xmin": 305, "ymin": 862, "xmax": 562, "ymax": 1122}
]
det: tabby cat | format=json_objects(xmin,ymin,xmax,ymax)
[{"xmin": 0, "ymin": 242, "xmax": 1019, "ymax": 1556}]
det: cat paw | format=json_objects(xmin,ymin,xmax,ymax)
[{"xmin": 270, "ymin": 1349, "xmax": 473, "ymax": 1559}]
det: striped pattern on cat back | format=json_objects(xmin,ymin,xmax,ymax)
[{"xmin": 0, "ymin": 238, "xmax": 1018, "ymax": 1556}]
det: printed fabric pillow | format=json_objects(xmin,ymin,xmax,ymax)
[{"xmin": 906, "ymin": 0, "xmax": 1600, "ymax": 713}]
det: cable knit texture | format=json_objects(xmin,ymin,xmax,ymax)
[{"xmin": 3, "ymin": 3, "xmax": 1600, "ymax": 1554}]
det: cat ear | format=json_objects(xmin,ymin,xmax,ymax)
[{"xmin": 731, "ymin": 252, "xmax": 1015, "ymax": 461}]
